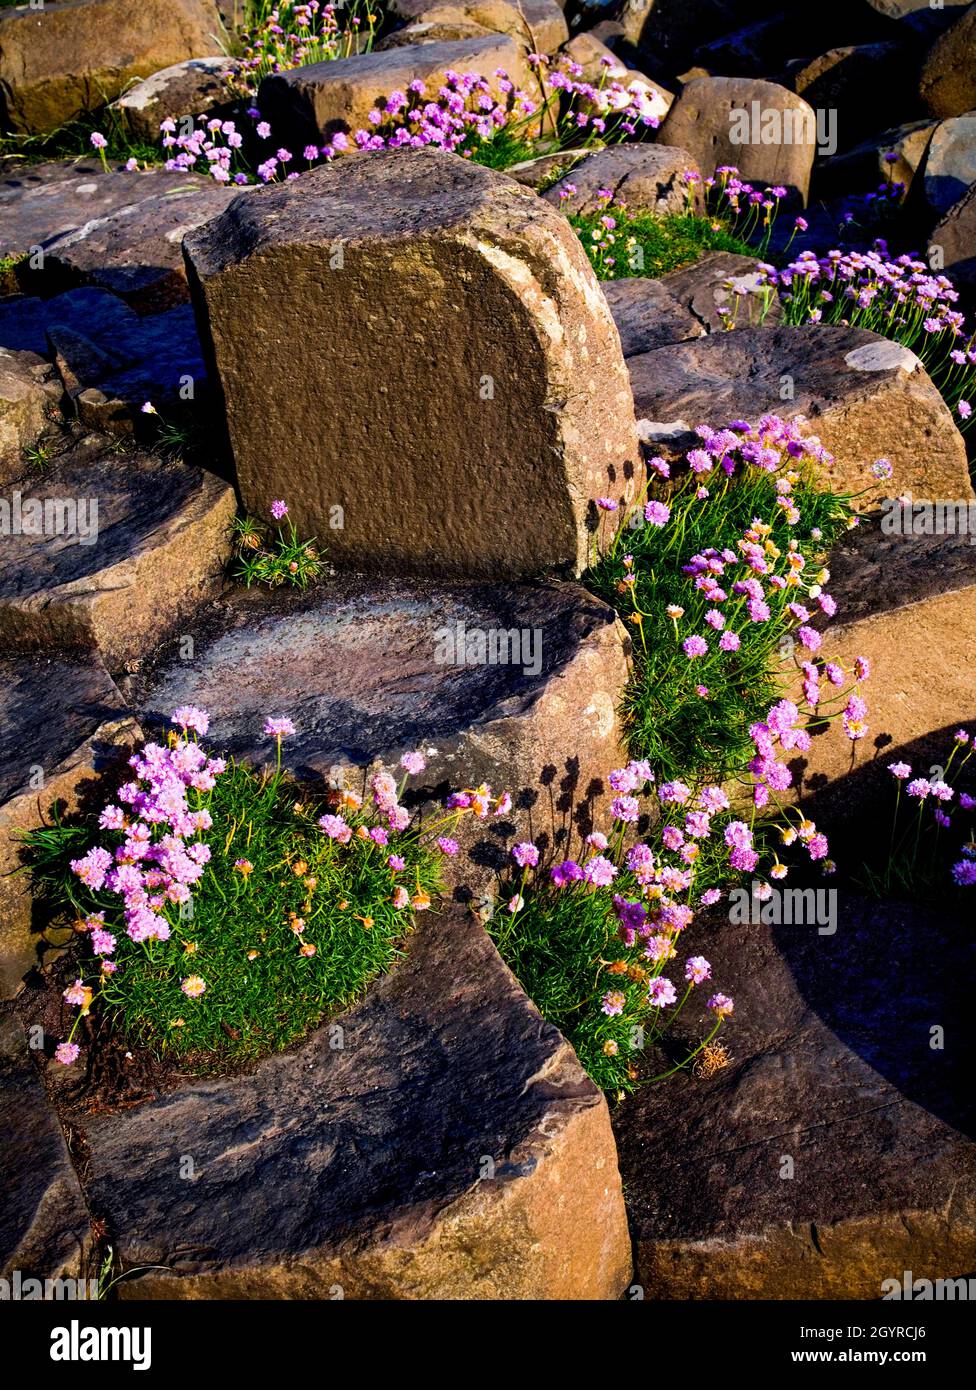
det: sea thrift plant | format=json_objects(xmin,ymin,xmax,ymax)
[
  {"xmin": 23, "ymin": 713, "xmax": 493, "ymax": 1067},
  {"xmin": 589, "ymin": 415, "xmax": 868, "ymax": 786},
  {"xmin": 227, "ymin": 1, "xmax": 379, "ymax": 99},
  {"xmin": 756, "ymin": 243, "xmax": 976, "ymax": 435},
  {"xmin": 231, "ymin": 500, "xmax": 324, "ymax": 589},
  {"xmin": 863, "ymin": 732, "xmax": 976, "ymax": 895}
]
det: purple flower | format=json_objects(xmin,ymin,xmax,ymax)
[
  {"xmin": 270, "ymin": 499, "xmax": 288, "ymax": 520},
  {"xmin": 400, "ymin": 750, "xmax": 426, "ymax": 775},
  {"xmin": 583, "ymin": 855, "xmax": 617, "ymax": 886},
  {"xmin": 90, "ymin": 132, "xmax": 107, "ymax": 150},
  {"xmin": 685, "ymin": 956, "xmax": 711, "ymax": 984},
  {"xmin": 644, "ymin": 500, "xmax": 671, "ymax": 527},
  {"xmin": 171, "ymin": 705, "xmax": 210, "ymax": 736},
  {"xmin": 682, "ymin": 635, "xmax": 708, "ymax": 659},
  {"xmin": 647, "ymin": 976, "xmax": 677, "ymax": 1007},
  {"xmin": 55, "ymin": 1042, "xmax": 80, "ymax": 1065},
  {"xmin": 437, "ymin": 836, "xmax": 459, "ymax": 856},
  {"xmin": 889, "ymin": 761, "xmax": 911, "ymax": 780},
  {"xmin": 551, "ymin": 859, "xmax": 583, "ymax": 886},
  {"xmin": 601, "ymin": 989, "xmax": 626, "ymax": 1017},
  {"xmin": 318, "ymin": 814, "xmax": 351, "ymax": 843},
  {"xmin": 611, "ymin": 795, "xmax": 640, "ymax": 824}
]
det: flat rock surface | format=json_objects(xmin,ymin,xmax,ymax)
[
  {"xmin": 616, "ymin": 894, "xmax": 976, "ymax": 1298},
  {"xmin": 125, "ymin": 575, "xmax": 629, "ymax": 861},
  {"xmin": 83, "ymin": 906, "xmax": 632, "ymax": 1299},
  {"xmin": 626, "ymin": 323, "xmax": 973, "ymax": 505},
  {"xmin": 0, "ymin": 163, "xmax": 241, "ymax": 310},
  {"xmin": 602, "ymin": 276, "xmax": 704, "ymax": 356},
  {"xmin": 0, "ymin": 446, "xmax": 234, "ymax": 667},
  {"xmin": 0, "ymin": 1011, "xmax": 92, "ymax": 1281}
]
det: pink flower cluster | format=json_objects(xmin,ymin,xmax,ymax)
[{"xmin": 69, "ymin": 707, "xmax": 225, "ymax": 948}]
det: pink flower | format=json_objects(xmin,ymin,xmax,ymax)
[
  {"xmin": 63, "ymin": 979, "xmax": 87, "ymax": 1007},
  {"xmin": 685, "ymin": 956, "xmax": 711, "ymax": 984},
  {"xmin": 682, "ymin": 635, "xmax": 708, "ymax": 659},
  {"xmin": 583, "ymin": 855, "xmax": 617, "ymax": 886},
  {"xmin": 318, "ymin": 814, "xmax": 352, "ymax": 843},
  {"xmin": 90, "ymin": 132, "xmax": 107, "ymax": 150},
  {"xmin": 400, "ymin": 750, "xmax": 426, "ymax": 775},
  {"xmin": 647, "ymin": 976, "xmax": 677, "ymax": 1007},
  {"xmin": 644, "ymin": 500, "xmax": 671, "ymax": 527},
  {"xmin": 708, "ymin": 993, "xmax": 734, "ymax": 1017},
  {"xmin": 55, "ymin": 1042, "xmax": 80, "ymax": 1065},
  {"xmin": 512, "ymin": 842, "xmax": 539, "ymax": 868},
  {"xmin": 437, "ymin": 836, "xmax": 459, "ymax": 856},
  {"xmin": 181, "ymin": 975, "xmax": 207, "ymax": 999},
  {"xmin": 264, "ymin": 717, "xmax": 295, "ymax": 738},
  {"xmin": 551, "ymin": 859, "xmax": 583, "ymax": 886},
  {"xmin": 270, "ymin": 499, "xmax": 288, "ymax": 520}
]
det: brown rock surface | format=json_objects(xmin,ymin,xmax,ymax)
[
  {"xmin": 658, "ymin": 76, "xmax": 818, "ymax": 203},
  {"xmin": 110, "ymin": 56, "xmax": 238, "ymax": 144},
  {"xmin": 259, "ymin": 35, "xmax": 532, "ymax": 145},
  {"xmin": 184, "ymin": 149, "xmax": 639, "ymax": 579},
  {"xmin": 919, "ymin": 1, "xmax": 976, "ymax": 118},
  {"xmin": 0, "ymin": 1011, "xmax": 92, "ymax": 1282},
  {"xmin": 929, "ymin": 179, "xmax": 976, "ymax": 301},
  {"xmin": 0, "ymin": 652, "xmax": 136, "ymax": 998},
  {"xmin": 542, "ymin": 143, "xmax": 700, "ymax": 217},
  {"xmin": 626, "ymin": 324, "xmax": 973, "ymax": 507},
  {"xmin": 0, "ymin": 0, "xmax": 225, "ymax": 136},
  {"xmin": 616, "ymin": 893, "xmax": 976, "ymax": 1298},
  {"xmin": 0, "ymin": 446, "xmax": 234, "ymax": 667},
  {"xmin": 0, "ymin": 347, "xmax": 57, "ymax": 485},
  {"xmin": 386, "ymin": 0, "xmax": 568, "ymax": 53},
  {"xmin": 83, "ymin": 905, "xmax": 632, "ymax": 1299}
]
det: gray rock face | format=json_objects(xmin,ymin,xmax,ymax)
[
  {"xmin": 258, "ymin": 35, "xmax": 532, "ymax": 146},
  {"xmin": 626, "ymin": 324, "xmax": 973, "ymax": 506},
  {"xmin": 657, "ymin": 76, "xmax": 819, "ymax": 203},
  {"xmin": 616, "ymin": 894, "xmax": 976, "ymax": 1298},
  {"xmin": 0, "ymin": 0, "xmax": 226, "ymax": 135},
  {"xmin": 929, "ymin": 179, "xmax": 976, "ymax": 301},
  {"xmin": 110, "ymin": 56, "xmax": 239, "ymax": 144},
  {"xmin": 127, "ymin": 575, "xmax": 630, "ymax": 863},
  {"xmin": 184, "ymin": 148, "xmax": 639, "ymax": 580},
  {"xmin": 83, "ymin": 905, "xmax": 633, "ymax": 1299},
  {"xmin": 787, "ymin": 43, "xmax": 918, "ymax": 149},
  {"xmin": 0, "ymin": 653, "xmax": 137, "ymax": 998},
  {"xmin": 0, "ymin": 1012, "xmax": 92, "ymax": 1283},
  {"xmin": 602, "ymin": 277, "xmax": 706, "ymax": 356},
  {"xmin": 386, "ymin": 0, "xmax": 568, "ymax": 53},
  {"xmin": 542, "ymin": 143, "xmax": 701, "ymax": 217},
  {"xmin": 0, "ymin": 446, "xmax": 235, "ymax": 668},
  {"xmin": 921, "ymin": 116, "xmax": 976, "ymax": 215}
]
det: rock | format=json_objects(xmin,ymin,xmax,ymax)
[
  {"xmin": 616, "ymin": 0, "xmax": 748, "ymax": 71},
  {"xmin": 184, "ymin": 149, "xmax": 639, "ymax": 580},
  {"xmin": 865, "ymin": 0, "xmax": 969, "ymax": 16},
  {"xmin": 110, "ymin": 56, "xmax": 239, "ymax": 144},
  {"xmin": 127, "ymin": 574, "xmax": 630, "ymax": 866},
  {"xmin": 812, "ymin": 120, "xmax": 937, "ymax": 202},
  {"xmin": 601, "ymin": 253, "xmax": 780, "ymax": 357},
  {"xmin": 0, "ymin": 289, "xmax": 211, "ymax": 435},
  {"xmin": 616, "ymin": 893, "xmax": 976, "ymax": 1298},
  {"xmin": 787, "ymin": 44, "xmax": 919, "ymax": 149},
  {"xmin": 693, "ymin": 15, "xmax": 800, "ymax": 78},
  {"xmin": 920, "ymin": 2, "xmax": 976, "ymax": 118},
  {"xmin": 83, "ymin": 904, "xmax": 632, "ymax": 1299},
  {"xmin": 0, "ymin": 445, "xmax": 234, "ymax": 668},
  {"xmin": 258, "ymin": 35, "xmax": 533, "ymax": 146},
  {"xmin": 559, "ymin": 31, "xmax": 673, "ymax": 118},
  {"xmin": 625, "ymin": 324, "xmax": 973, "ymax": 507},
  {"xmin": 377, "ymin": 19, "xmax": 497, "ymax": 47},
  {"xmin": 542, "ymin": 143, "xmax": 700, "ymax": 216},
  {"xmin": 41, "ymin": 178, "xmax": 242, "ymax": 313},
  {"xmin": 70, "ymin": 304, "xmax": 210, "ymax": 435},
  {"xmin": 657, "ymin": 77, "xmax": 818, "ymax": 204},
  {"xmin": 505, "ymin": 149, "xmax": 589, "ymax": 190},
  {"xmin": 0, "ymin": 652, "xmax": 136, "ymax": 998},
  {"xmin": 929, "ymin": 179, "xmax": 976, "ymax": 302},
  {"xmin": 602, "ymin": 277, "xmax": 705, "ymax": 356},
  {"xmin": 789, "ymin": 524, "xmax": 976, "ymax": 823},
  {"xmin": 0, "ymin": 285, "xmax": 139, "ymax": 357},
  {"xmin": 0, "ymin": 1011, "xmax": 92, "ymax": 1282},
  {"xmin": 0, "ymin": 347, "xmax": 56, "ymax": 485},
  {"xmin": 0, "ymin": 0, "xmax": 225, "ymax": 136},
  {"xmin": 920, "ymin": 116, "xmax": 976, "ymax": 216},
  {"xmin": 386, "ymin": 0, "xmax": 568, "ymax": 53}
]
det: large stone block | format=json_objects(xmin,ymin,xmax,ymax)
[
  {"xmin": 258, "ymin": 35, "xmax": 533, "ymax": 146},
  {"xmin": 83, "ymin": 906, "xmax": 633, "ymax": 1299},
  {"xmin": 0, "ymin": 347, "xmax": 57, "ymax": 486},
  {"xmin": 542, "ymin": 143, "xmax": 700, "ymax": 217},
  {"xmin": 184, "ymin": 149, "xmax": 639, "ymax": 579},
  {"xmin": 616, "ymin": 893, "xmax": 976, "ymax": 1298},
  {"xmin": 110, "ymin": 56, "xmax": 238, "ymax": 145},
  {"xmin": 0, "ymin": 446, "xmax": 235, "ymax": 668},
  {"xmin": 0, "ymin": 0, "xmax": 225, "ymax": 136},
  {"xmin": 387, "ymin": 0, "xmax": 568, "ymax": 54},
  {"xmin": 919, "ymin": 1, "xmax": 976, "ymax": 119},
  {"xmin": 657, "ymin": 76, "xmax": 818, "ymax": 203}
]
